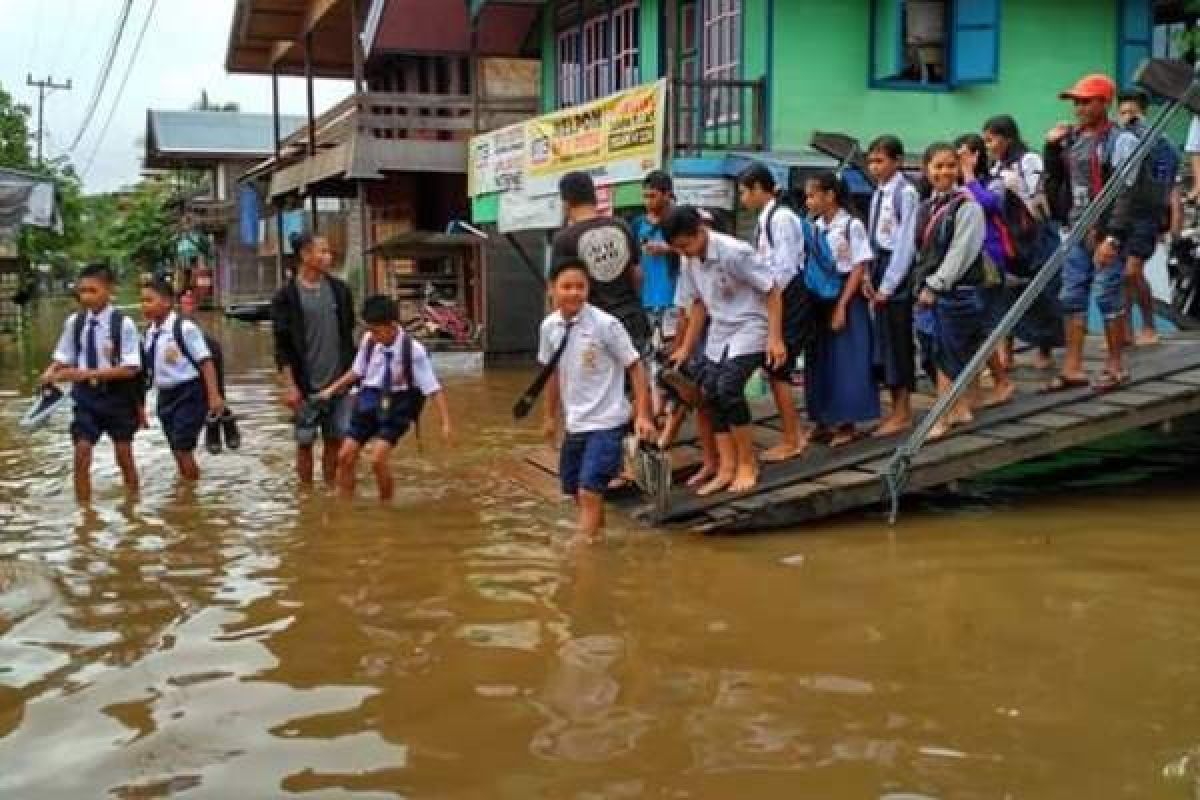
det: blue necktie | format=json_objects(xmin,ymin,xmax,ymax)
[
  {"xmin": 146, "ymin": 328, "xmax": 163, "ymax": 382},
  {"xmin": 84, "ymin": 317, "xmax": 99, "ymax": 370},
  {"xmin": 380, "ymin": 348, "xmax": 394, "ymax": 411}
]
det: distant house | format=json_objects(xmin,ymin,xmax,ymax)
[{"xmin": 143, "ymin": 109, "xmax": 305, "ymax": 308}]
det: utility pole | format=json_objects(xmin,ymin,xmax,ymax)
[{"xmin": 25, "ymin": 74, "xmax": 72, "ymax": 166}]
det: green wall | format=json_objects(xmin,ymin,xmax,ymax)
[{"xmin": 769, "ymin": 0, "xmax": 1119, "ymax": 154}]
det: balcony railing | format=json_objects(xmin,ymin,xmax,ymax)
[{"xmin": 672, "ymin": 77, "xmax": 767, "ymax": 157}]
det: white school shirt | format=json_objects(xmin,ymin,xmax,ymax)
[
  {"xmin": 538, "ymin": 303, "xmax": 640, "ymax": 434},
  {"xmin": 143, "ymin": 312, "xmax": 212, "ymax": 389},
  {"xmin": 817, "ymin": 210, "xmax": 874, "ymax": 275},
  {"xmin": 990, "ymin": 151, "xmax": 1045, "ymax": 204},
  {"xmin": 1186, "ymin": 115, "xmax": 1200, "ymax": 154},
  {"xmin": 754, "ymin": 198, "xmax": 804, "ymax": 288},
  {"xmin": 351, "ymin": 331, "xmax": 442, "ymax": 396},
  {"xmin": 675, "ymin": 229, "xmax": 774, "ymax": 362},
  {"xmin": 868, "ymin": 173, "xmax": 920, "ymax": 295},
  {"xmin": 53, "ymin": 305, "xmax": 142, "ymax": 370}
]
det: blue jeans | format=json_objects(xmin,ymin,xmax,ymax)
[
  {"xmin": 1060, "ymin": 242, "xmax": 1124, "ymax": 321},
  {"xmin": 559, "ymin": 426, "xmax": 626, "ymax": 496}
]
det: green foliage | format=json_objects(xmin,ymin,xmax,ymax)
[
  {"xmin": 76, "ymin": 179, "xmax": 180, "ymax": 282},
  {"xmin": 0, "ymin": 84, "xmax": 32, "ymax": 168}
]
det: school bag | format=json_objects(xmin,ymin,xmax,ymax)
[
  {"xmin": 72, "ymin": 309, "xmax": 144, "ymax": 405},
  {"xmin": 990, "ymin": 189, "xmax": 1060, "ymax": 279},
  {"xmin": 762, "ymin": 202, "xmax": 843, "ymax": 301},
  {"xmin": 167, "ymin": 317, "xmax": 226, "ymax": 396},
  {"xmin": 1126, "ymin": 119, "xmax": 1181, "ymax": 227}
]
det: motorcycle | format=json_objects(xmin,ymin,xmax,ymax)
[
  {"xmin": 1168, "ymin": 204, "xmax": 1200, "ymax": 328},
  {"xmin": 402, "ymin": 282, "xmax": 480, "ymax": 345}
]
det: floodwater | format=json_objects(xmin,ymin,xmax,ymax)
[{"xmin": 2, "ymin": 301, "xmax": 1200, "ymax": 799}]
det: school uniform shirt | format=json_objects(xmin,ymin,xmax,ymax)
[
  {"xmin": 538, "ymin": 303, "xmax": 640, "ymax": 435},
  {"xmin": 675, "ymin": 229, "xmax": 775, "ymax": 362},
  {"xmin": 351, "ymin": 331, "xmax": 441, "ymax": 396},
  {"xmin": 817, "ymin": 210, "xmax": 874, "ymax": 275},
  {"xmin": 143, "ymin": 312, "xmax": 211, "ymax": 390},
  {"xmin": 1186, "ymin": 115, "xmax": 1200, "ymax": 154},
  {"xmin": 753, "ymin": 199, "xmax": 804, "ymax": 288},
  {"xmin": 990, "ymin": 151, "xmax": 1044, "ymax": 205},
  {"xmin": 53, "ymin": 305, "xmax": 142, "ymax": 372},
  {"xmin": 868, "ymin": 173, "xmax": 920, "ymax": 296}
]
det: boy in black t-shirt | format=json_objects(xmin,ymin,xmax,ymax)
[{"xmin": 550, "ymin": 171, "xmax": 650, "ymax": 351}]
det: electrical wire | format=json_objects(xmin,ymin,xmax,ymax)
[
  {"xmin": 82, "ymin": 0, "xmax": 158, "ymax": 179},
  {"xmin": 68, "ymin": 0, "xmax": 135, "ymax": 152}
]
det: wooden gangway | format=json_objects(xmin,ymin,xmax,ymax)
[{"xmin": 509, "ymin": 335, "xmax": 1200, "ymax": 533}]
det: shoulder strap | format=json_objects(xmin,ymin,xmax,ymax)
[
  {"xmin": 364, "ymin": 336, "xmax": 378, "ymax": 381},
  {"xmin": 111, "ymin": 310, "xmax": 128, "ymax": 368},
  {"xmin": 513, "ymin": 319, "xmax": 574, "ymax": 420},
  {"xmin": 402, "ymin": 332, "xmax": 415, "ymax": 388},
  {"xmin": 920, "ymin": 192, "xmax": 970, "ymax": 249},
  {"xmin": 173, "ymin": 316, "xmax": 201, "ymax": 373},
  {"xmin": 763, "ymin": 203, "xmax": 780, "ymax": 249},
  {"xmin": 73, "ymin": 311, "xmax": 85, "ymax": 357}
]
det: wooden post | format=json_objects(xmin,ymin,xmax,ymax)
[
  {"xmin": 663, "ymin": 0, "xmax": 678, "ymax": 162},
  {"xmin": 271, "ymin": 64, "xmax": 286, "ymax": 282},
  {"xmin": 350, "ymin": 0, "xmax": 370, "ymax": 292},
  {"xmin": 304, "ymin": 30, "xmax": 319, "ymax": 232},
  {"xmin": 470, "ymin": 15, "xmax": 481, "ymax": 133}
]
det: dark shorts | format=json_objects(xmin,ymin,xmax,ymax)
[
  {"xmin": 71, "ymin": 385, "xmax": 139, "ymax": 445},
  {"xmin": 157, "ymin": 378, "xmax": 206, "ymax": 452},
  {"xmin": 702, "ymin": 351, "xmax": 764, "ymax": 431},
  {"xmin": 1126, "ymin": 216, "xmax": 1160, "ymax": 261},
  {"xmin": 559, "ymin": 425, "xmax": 626, "ymax": 496},
  {"xmin": 346, "ymin": 388, "xmax": 425, "ymax": 446},
  {"xmin": 767, "ymin": 276, "xmax": 817, "ymax": 382}
]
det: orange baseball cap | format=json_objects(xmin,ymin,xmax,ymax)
[{"xmin": 1059, "ymin": 74, "xmax": 1117, "ymax": 103}]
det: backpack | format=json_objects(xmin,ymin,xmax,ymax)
[
  {"xmin": 73, "ymin": 309, "xmax": 144, "ymax": 405},
  {"xmin": 362, "ymin": 333, "xmax": 426, "ymax": 425},
  {"xmin": 763, "ymin": 202, "xmax": 843, "ymax": 301},
  {"xmin": 170, "ymin": 317, "xmax": 226, "ymax": 396},
  {"xmin": 1127, "ymin": 119, "xmax": 1181, "ymax": 222},
  {"xmin": 991, "ymin": 189, "xmax": 1059, "ymax": 279}
]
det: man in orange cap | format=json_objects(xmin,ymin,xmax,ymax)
[{"xmin": 1043, "ymin": 73, "xmax": 1146, "ymax": 392}]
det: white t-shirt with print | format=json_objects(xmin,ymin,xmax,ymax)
[{"xmin": 538, "ymin": 304, "xmax": 640, "ymax": 434}]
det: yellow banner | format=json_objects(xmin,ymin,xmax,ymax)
[{"xmin": 468, "ymin": 80, "xmax": 666, "ymax": 198}]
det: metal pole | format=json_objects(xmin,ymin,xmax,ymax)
[
  {"xmin": 882, "ymin": 80, "xmax": 1200, "ymax": 523},
  {"xmin": 304, "ymin": 30, "xmax": 318, "ymax": 232},
  {"xmin": 271, "ymin": 64, "xmax": 285, "ymax": 283},
  {"xmin": 26, "ymin": 74, "xmax": 72, "ymax": 167}
]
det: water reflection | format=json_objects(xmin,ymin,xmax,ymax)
[{"xmin": 1, "ymin": 302, "xmax": 1200, "ymax": 798}]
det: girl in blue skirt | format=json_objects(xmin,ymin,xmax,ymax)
[{"xmin": 804, "ymin": 172, "xmax": 880, "ymax": 447}]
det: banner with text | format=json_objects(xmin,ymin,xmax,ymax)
[{"xmin": 468, "ymin": 80, "xmax": 666, "ymax": 198}]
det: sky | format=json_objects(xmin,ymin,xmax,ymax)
[{"xmin": 0, "ymin": 0, "xmax": 350, "ymax": 194}]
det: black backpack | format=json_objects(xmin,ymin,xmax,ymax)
[
  {"xmin": 73, "ymin": 309, "xmax": 144, "ymax": 404},
  {"xmin": 362, "ymin": 333, "xmax": 426, "ymax": 424},
  {"xmin": 171, "ymin": 317, "xmax": 226, "ymax": 396}
]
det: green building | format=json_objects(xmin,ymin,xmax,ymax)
[{"xmin": 470, "ymin": 0, "xmax": 1196, "ymax": 227}]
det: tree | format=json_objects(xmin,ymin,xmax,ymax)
[
  {"xmin": 191, "ymin": 90, "xmax": 240, "ymax": 113},
  {"xmin": 0, "ymin": 84, "xmax": 33, "ymax": 168}
]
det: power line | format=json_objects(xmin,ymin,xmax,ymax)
[
  {"xmin": 68, "ymin": 0, "xmax": 135, "ymax": 153},
  {"xmin": 82, "ymin": 0, "xmax": 158, "ymax": 180}
]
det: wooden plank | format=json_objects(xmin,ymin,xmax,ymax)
[
  {"xmin": 1062, "ymin": 401, "xmax": 1126, "ymax": 421},
  {"xmin": 910, "ymin": 433, "xmax": 1003, "ymax": 466},
  {"xmin": 815, "ymin": 469, "xmax": 881, "ymax": 489},
  {"xmin": 1133, "ymin": 379, "xmax": 1200, "ymax": 399},
  {"xmin": 1101, "ymin": 389, "xmax": 1166, "ymax": 409},
  {"xmin": 984, "ymin": 422, "xmax": 1046, "ymax": 442},
  {"xmin": 1023, "ymin": 411, "xmax": 1087, "ymax": 430},
  {"xmin": 760, "ymin": 482, "xmax": 827, "ymax": 503},
  {"xmin": 1166, "ymin": 368, "xmax": 1200, "ymax": 386}
]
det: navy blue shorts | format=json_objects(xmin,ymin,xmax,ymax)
[
  {"xmin": 1126, "ymin": 216, "xmax": 1160, "ymax": 261},
  {"xmin": 71, "ymin": 385, "xmax": 139, "ymax": 445},
  {"xmin": 346, "ymin": 388, "xmax": 424, "ymax": 446},
  {"xmin": 158, "ymin": 379, "xmax": 206, "ymax": 452},
  {"xmin": 559, "ymin": 425, "xmax": 625, "ymax": 496}
]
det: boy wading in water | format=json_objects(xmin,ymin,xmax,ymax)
[
  {"xmin": 140, "ymin": 280, "xmax": 226, "ymax": 481},
  {"xmin": 41, "ymin": 263, "xmax": 143, "ymax": 504},
  {"xmin": 540, "ymin": 259, "xmax": 656, "ymax": 542},
  {"xmin": 664, "ymin": 206, "xmax": 784, "ymax": 496},
  {"xmin": 271, "ymin": 232, "xmax": 356, "ymax": 487},
  {"xmin": 318, "ymin": 295, "xmax": 452, "ymax": 501}
]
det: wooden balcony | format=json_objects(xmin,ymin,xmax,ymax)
[
  {"xmin": 183, "ymin": 198, "xmax": 235, "ymax": 234},
  {"xmin": 261, "ymin": 76, "xmax": 539, "ymax": 199},
  {"xmin": 672, "ymin": 77, "xmax": 767, "ymax": 157}
]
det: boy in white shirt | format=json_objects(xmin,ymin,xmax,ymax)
[
  {"xmin": 40, "ymin": 263, "xmax": 143, "ymax": 504},
  {"xmin": 318, "ymin": 295, "xmax": 452, "ymax": 501},
  {"xmin": 140, "ymin": 279, "xmax": 226, "ymax": 481},
  {"xmin": 540, "ymin": 258, "xmax": 656, "ymax": 542}
]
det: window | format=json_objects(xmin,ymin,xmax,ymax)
[
  {"xmin": 701, "ymin": 0, "xmax": 741, "ymax": 124},
  {"xmin": 869, "ymin": 0, "xmax": 999, "ymax": 90},
  {"xmin": 1137, "ymin": 1, "xmax": 1199, "ymax": 85},
  {"xmin": 555, "ymin": 1, "xmax": 642, "ymax": 109}
]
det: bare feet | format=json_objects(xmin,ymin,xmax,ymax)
[
  {"xmin": 983, "ymin": 380, "xmax": 1016, "ymax": 409},
  {"xmin": 1033, "ymin": 351, "xmax": 1055, "ymax": 370},
  {"xmin": 729, "ymin": 464, "xmax": 759, "ymax": 494},
  {"xmin": 1136, "ymin": 329, "xmax": 1160, "ymax": 346},
  {"xmin": 829, "ymin": 426, "xmax": 863, "ymax": 448},
  {"xmin": 686, "ymin": 465, "xmax": 717, "ymax": 488},
  {"xmin": 696, "ymin": 472, "xmax": 734, "ymax": 497},
  {"xmin": 929, "ymin": 419, "xmax": 952, "ymax": 440},
  {"xmin": 762, "ymin": 438, "xmax": 808, "ymax": 464},
  {"xmin": 947, "ymin": 406, "xmax": 974, "ymax": 427},
  {"xmin": 872, "ymin": 416, "xmax": 912, "ymax": 437}
]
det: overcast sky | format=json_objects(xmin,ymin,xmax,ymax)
[{"xmin": 0, "ymin": 0, "xmax": 349, "ymax": 193}]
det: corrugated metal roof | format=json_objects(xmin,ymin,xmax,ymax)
[{"xmin": 146, "ymin": 110, "xmax": 307, "ymax": 158}]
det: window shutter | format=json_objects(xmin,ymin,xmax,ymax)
[
  {"xmin": 1118, "ymin": 0, "xmax": 1152, "ymax": 89},
  {"xmin": 949, "ymin": 0, "xmax": 1000, "ymax": 86}
]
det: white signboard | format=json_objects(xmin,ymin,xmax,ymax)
[
  {"xmin": 498, "ymin": 191, "xmax": 563, "ymax": 233},
  {"xmin": 673, "ymin": 177, "xmax": 736, "ymax": 211},
  {"xmin": 469, "ymin": 122, "xmax": 527, "ymax": 196}
]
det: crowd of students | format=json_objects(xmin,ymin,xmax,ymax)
[{"xmin": 539, "ymin": 71, "xmax": 1184, "ymax": 539}]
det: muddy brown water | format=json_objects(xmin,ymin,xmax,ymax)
[{"xmin": 1, "ymin": 301, "xmax": 1199, "ymax": 799}]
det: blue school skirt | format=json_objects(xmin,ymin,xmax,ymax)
[
  {"xmin": 805, "ymin": 296, "xmax": 880, "ymax": 427},
  {"xmin": 920, "ymin": 288, "xmax": 987, "ymax": 380}
]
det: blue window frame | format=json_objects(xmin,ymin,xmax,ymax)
[
  {"xmin": 1118, "ymin": 0, "xmax": 1152, "ymax": 89},
  {"xmin": 554, "ymin": 0, "xmax": 641, "ymax": 109},
  {"xmin": 868, "ymin": 0, "xmax": 999, "ymax": 91}
]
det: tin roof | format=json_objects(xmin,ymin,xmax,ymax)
[{"xmin": 144, "ymin": 110, "xmax": 306, "ymax": 167}]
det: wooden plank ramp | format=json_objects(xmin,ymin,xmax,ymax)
[{"xmin": 509, "ymin": 336, "xmax": 1200, "ymax": 533}]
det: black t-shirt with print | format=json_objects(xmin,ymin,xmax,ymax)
[{"xmin": 551, "ymin": 216, "xmax": 648, "ymax": 345}]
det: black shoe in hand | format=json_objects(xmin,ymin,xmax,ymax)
[
  {"xmin": 204, "ymin": 413, "xmax": 222, "ymax": 455},
  {"xmin": 219, "ymin": 408, "xmax": 241, "ymax": 450}
]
